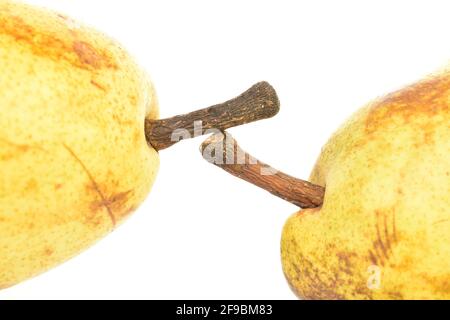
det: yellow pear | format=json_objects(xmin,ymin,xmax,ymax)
[
  {"xmin": 201, "ymin": 67, "xmax": 450, "ymax": 299},
  {"xmin": 0, "ymin": 0, "xmax": 279, "ymax": 289}
]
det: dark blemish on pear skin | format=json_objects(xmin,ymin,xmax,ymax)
[
  {"xmin": 0, "ymin": 15, "xmax": 117, "ymax": 70},
  {"xmin": 63, "ymin": 143, "xmax": 116, "ymax": 226},
  {"xmin": 365, "ymin": 74, "xmax": 450, "ymax": 133}
]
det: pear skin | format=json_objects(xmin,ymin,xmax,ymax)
[
  {"xmin": 0, "ymin": 0, "xmax": 159, "ymax": 288},
  {"xmin": 281, "ymin": 68, "xmax": 450, "ymax": 299}
]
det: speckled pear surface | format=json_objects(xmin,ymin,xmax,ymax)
[
  {"xmin": 281, "ymin": 68, "xmax": 450, "ymax": 299},
  {"xmin": 0, "ymin": 0, "xmax": 159, "ymax": 288}
]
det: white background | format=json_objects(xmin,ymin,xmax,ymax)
[{"xmin": 1, "ymin": 0, "xmax": 449, "ymax": 299}]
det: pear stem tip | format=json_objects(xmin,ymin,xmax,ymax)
[
  {"xmin": 200, "ymin": 131, "xmax": 325, "ymax": 209},
  {"xmin": 145, "ymin": 81, "xmax": 280, "ymax": 151}
]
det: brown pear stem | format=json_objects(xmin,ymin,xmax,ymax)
[
  {"xmin": 145, "ymin": 82, "xmax": 280, "ymax": 151},
  {"xmin": 200, "ymin": 132, "xmax": 325, "ymax": 209}
]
